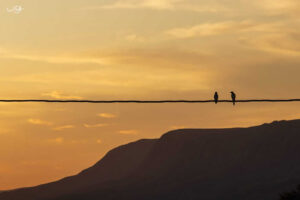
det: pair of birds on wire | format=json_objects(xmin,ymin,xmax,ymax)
[{"xmin": 214, "ymin": 91, "xmax": 236, "ymax": 105}]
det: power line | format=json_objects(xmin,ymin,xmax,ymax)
[{"xmin": 0, "ymin": 99, "xmax": 299, "ymax": 103}]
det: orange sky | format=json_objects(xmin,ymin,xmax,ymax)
[{"xmin": 0, "ymin": 0, "xmax": 300, "ymax": 190}]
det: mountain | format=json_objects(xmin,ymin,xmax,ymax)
[
  {"xmin": 280, "ymin": 185, "xmax": 300, "ymax": 200},
  {"xmin": 1, "ymin": 119, "xmax": 300, "ymax": 200}
]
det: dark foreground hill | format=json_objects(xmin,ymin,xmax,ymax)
[
  {"xmin": 1, "ymin": 119, "xmax": 300, "ymax": 200},
  {"xmin": 280, "ymin": 185, "xmax": 300, "ymax": 200}
]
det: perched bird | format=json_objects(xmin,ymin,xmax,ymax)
[
  {"xmin": 230, "ymin": 91, "xmax": 236, "ymax": 106},
  {"xmin": 214, "ymin": 92, "xmax": 219, "ymax": 104}
]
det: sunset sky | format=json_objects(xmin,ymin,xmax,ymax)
[{"xmin": 0, "ymin": 0, "xmax": 300, "ymax": 190}]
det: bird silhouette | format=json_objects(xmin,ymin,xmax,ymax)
[
  {"xmin": 230, "ymin": 91, "xmax": 236, "ymax": 106},
  {"xmin": 214, "ymin": 92, "xmax": 219, "ymax": 104}
]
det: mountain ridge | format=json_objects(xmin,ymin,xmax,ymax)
[{"xmin": 1, "ymin": 119, "xmax": 300, "ymax": 200}]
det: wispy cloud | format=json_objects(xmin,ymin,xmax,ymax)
[
  {"xmin": 53, "ymin": 125, "xmax": 75, "ymax": 131},
  {"xmin": 83, "ymin": 123, "xmax": 108, "ymax": 128},
  {"xmin": 0, "ymin": 52, "xmax": 111, "ymax": 66},
  {"xmin": 0, "ymin": 48, "xmax": 213, "ymax": 94},
  {"xmin": 0, "ymin": 47, "xmax": 6, "ymax": 54},
  {"xmin": 96, "ymin": 139, "xmax": 102, "ymax": 144},
  {"xmin": 28, "ymin": 118, "xmax": 53, "ymax": 126},
  {"xmin": 254, "ymin": 0, "xmax": 300, "ymax": 16},
  {"xmin": 239, "ymin": 33, "xmax": 300, "ymax": 56},
  {"xmin": 48, "ymin": 137, "xmax": 64, "ymax": 144},
  {"xmin": 88, "ymin": 0, "xmax": 182, "ymax": 10},
  {"xmin": 70, "ymin": 140, "xmax": 88, "ymax": 145},
  {"xmin": 166, "ymin": 21, "xmax": 263, "ymax": 38},
  {"xmin": 170, "ymin": 125, "xmax": 186, "ymax": 130},
  {"xmin": 97, "ymin": 113, "xmax": 117, "ymax": 119},
  {"xmin": 118, "ymin": 130, "xmax": 139, "ymax": 135},
  {"xmin": 125, "ymin": 34, "xmax": 145, "ymax": 42},
  {"xmin": 42, "ymin": 91, "xmax": 83, "ymax": 100},
  {"xmin": 0, "ymin": 127, "xmax": 14, "ymax": 135},
  {"xmin": 84, "ymin": 0, "xmax": 225, "ymax": 12}
]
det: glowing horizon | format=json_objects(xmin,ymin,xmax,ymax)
[{"xmin": 0, "ymin": 0, "xmax": 300, "ymax": 190}]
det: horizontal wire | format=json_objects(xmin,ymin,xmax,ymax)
[{"xmin": 0, "ymin": 99, "xmax": 299, "ymax": 103}]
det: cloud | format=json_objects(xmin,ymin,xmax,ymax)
[
  {"xmin": 42, "ymin": 91, "xmax": 83, "ymax": 100},
  {"xmin": 166, "ymin": 21, "xmax": 263, "ymax": 38},
  {"xmin": 125, "ymin": 34, "xmax": 145, "ymax": 42},
  {"xmin": 53, "ymin": 125, "xmax": 74, "ymax": 131},
  {"xmin": 254, "ymin": 0, "xmax": 300, "ymax": 16},
  {"xmin": 83, "ymin": 123, "xmax": 108, "ymax": 128},
  {"xmin": 96, "ymin": 139, "xmax": 102, "ymax": 144},
  {"xmin": 0, "ymin": 47, "xmax": 7, "ymax": 54},
  {"xmin": 239, "ymin": 30, "xmax": 300, "ymax": 56},
  {"xmin": 48, "ymin": 137, "xmax": 64, "ymax": 144},
  {"xmin": 0, "ymin": 48, "xmax": 214, "ymax": 94},
  {"xmin": 170, "ymin": 125, "xmax": 186, "ymax": 130},
  {"xmin": 0, "ymin": 128, "xmax": 13, "ymax": 135},
  {"xmin": 118, "ymin": 130, "xmax": 139, "ymax": 135},
  {"xmin": 70, "ymin": 140, "xmax": 88, "ymax": 144},
  {"xmin": 0, "ymin": 52, "xmax": 111, "ymax": 66},
  {"xmin": 89, "ymin": 0, "xmax": 182, "ymax": 10},
  {"xmin": 84, "ymin": 0, "xmax": 225, "ymax": 12},
  {"xmin": 28, "ymin": 118, "xmax": 52, "ymax": 126},
  {"xmin": 97, "ymin": 113, "xmax": 117, "ymax": 119}
]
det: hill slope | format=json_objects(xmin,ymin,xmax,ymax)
[{"xmin": 1, "ymin": 120, "xmax": 300, "ymax": 200}]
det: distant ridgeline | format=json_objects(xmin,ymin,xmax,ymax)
[
  {"xmin": 1, "ymin": 120, "xmax": 300, "ymax": 200},
  {"xmin": 280, "ymin": 185, "xmax": 300, "ymax": 200}
]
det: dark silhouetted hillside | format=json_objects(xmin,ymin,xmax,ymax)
[
  {"xmin": 1, "ymin": 120, "xmax": 300, "ymax": 200},
  {"xmin": 280, "ymin": 185, "xmax": 300, "ymax": 200}
]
